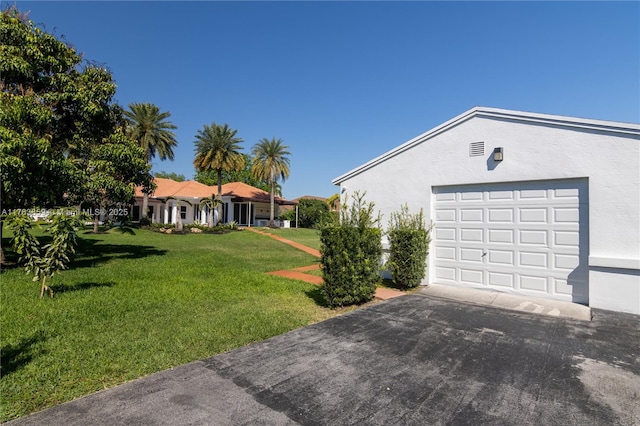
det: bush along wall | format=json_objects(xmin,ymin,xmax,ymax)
[
  {"xmin": 387, "ymin": 205, "xmax": 431, "ymax": 289},
  {"xmin": 320, "ymin": 192, "xmax": 382, "ymax": 308}
]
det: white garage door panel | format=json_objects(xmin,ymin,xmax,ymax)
[{"xmin": 433, "ymin": 179, "xmax": 589, "ymax": 304}]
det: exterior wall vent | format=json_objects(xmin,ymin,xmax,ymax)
[{"xmin": 469, "ymin": 141, "xmax": 485, "ymax": 157}]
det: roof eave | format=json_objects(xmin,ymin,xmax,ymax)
[{"xmin": 332, "ymin": 106, "xmax": 640, "ymax": 185}]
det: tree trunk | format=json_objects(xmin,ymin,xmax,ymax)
[
  {"xmin": 216, "ymin": 169, "xmax": 223, "ymax": 226},
  {"xmin": 269, "ymin": 168, "xmax": 275, "ymax": 228},
  {"xmin": 93, "ymin": 215, "xmax": 99, "ymax": 234},
  {"xmin": 0, "ymin": 197, "xmax": 4, "ymax": 264},
  {"xmin": 142, "ymin": 193, "xmax": 149, "ymax": 219},
  {"xmin": 207, "ymin": 204, "xmax": 214, "ymax": 228},
  {"xmin": 40, "ymin": 276, "xmax": 50, "ymax": 298},
  {"xmin": 0, "ymin": 220, "xmax": 5, "ymax": 265}
]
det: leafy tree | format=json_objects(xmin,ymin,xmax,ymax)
[
  {"xmin": 81, "ymin": 128, "xmax": 152, "ymax": 233},
  {"xmin": 124, "ymin": 102, "xmax": 177, "ymax": 219},
  {"xmin": 155, "ymin": 171, "xmax": 186, "ymax": 182},
  {"xmin": 296, "ymin": 199, "xmax": 331, "ymax": 229},
  {"xmin": 0, "ymin": 7, "xmax": 152, "ymax": 250},
  {"xmin": 5, "ymin": 210, "xmax": 83, "ymax": 298},
  {"xmin": 194, "ymin": 153, "xmax": 270, "ymax": 192},
  {"xmin": 194, "ymin": 123, "xmax": 244, "ymax": 224},
  {"xmin": 251, "ymin": 138, "xmax": 291, "ymax": 227}
]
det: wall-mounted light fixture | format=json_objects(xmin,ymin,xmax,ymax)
[{"xmin": 493, "ymin": 147, "xmax": 504, "ymax": 162}]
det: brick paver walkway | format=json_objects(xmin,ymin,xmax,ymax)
[{"xmin": 246, "ymin": 227, "xmax": 404, "ymax": 301}]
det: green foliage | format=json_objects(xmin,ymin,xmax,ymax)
[
  {"xmin": 123, "ymin": 102, "xmax": 176, "ymax": 220},
  {"xmin": 5, "ymin": 210, "xmax": 83, "ymax": 297},
  {"xmin": 0, "ymin": 6, "xmax": 152, "ymax": 229},
  {"xmin": 194, "ymin": 122, "xmax": 244, "ymax": 225},
  {"xmin": 124, "ymin": 102, "xmax": 177, "ymax": 162},
  {"xmin": 387, "ymin": 205, "xmax": 431, "ymax": 289},
  {"xmin": 296, "ymin": 199, "xmax": 332, "ymax": 229},
  {"xmin": 155, "ymin": 171, "xmax": 185, "ymax": 181},
  {"xmin": 138, "ymin": 217, "xmax": 152, "ymax": 227},
  {"xmin": 193, "ymin": 123, "xmax": 245, "ymax": 187},
  {"xmin": 79, "ymin": 128, "xmax": 153, "ymax": 233},
  {"xmin": 194, "ymin": 154, "xmax": 270, "ymax": 191},
  {"xmin": 251, "ymin": 137, "xmax": 291, "ymax": 227},
  {"xmin": 326, "ymin": 193, "xmax": 340, "ymax": 211},
  {"xmin": 320, "ymin": 192, "xmax": 382, "ymax": 307},
  {"xmin": 4, "ymin": 210, "xmax": 41, "ymax": 272}
]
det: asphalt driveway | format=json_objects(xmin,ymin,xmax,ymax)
[{"xmin": 9, "ymin": 291, "xmax": 640, "ymax": 425}]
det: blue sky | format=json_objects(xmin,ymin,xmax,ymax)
[{"xmin": 12, "ymin": 1, "xmax": 640, "ymax": 199}]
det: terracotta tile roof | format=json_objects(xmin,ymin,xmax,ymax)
[
  {"xmin": 221, "ymin": 182, "xmax": 268, "ymax": 200},
  {"xmin": 135, "ymin": 178, "xmax": 217, "ymax": 198},
  {"xmin": 221, "ymin": 182, "xmax": 296, "ymax": 205},
  {"xmin": 136, "ymin": 178, "xmax": 296, "ymax": 205}
]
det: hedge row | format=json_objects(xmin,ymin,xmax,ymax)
[
  {"xmin": 320, "ymin": 193, "xmax": 382, "ymax": 308},
  {"xmin": 387, "ymin": 206, "xmax": 431, "ymax": 289}
]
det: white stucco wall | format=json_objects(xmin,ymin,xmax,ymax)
[{"xmin": 334, "ymin": 108, "xmax": 640, "ymax": 314}]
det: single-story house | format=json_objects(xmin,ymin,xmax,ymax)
[
  {"xmin": 133, "ymin": 178, "xmax": 297, "ymax": 227},
  {"xmin": 332, "ymin": 107, "xmax": 640, "ymax": 315}
]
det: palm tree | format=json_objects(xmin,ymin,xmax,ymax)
[
  {"xmin": 124, "ymin": 103, "xmax": 178, "ymax": 221},
  {"xmin": 199, "ymin": 195, "xmax": 221, "ymax": 228},
  {"xmin": 251, "ymin": 138, "xmax": 291, "ymax": 227},
  {"xmin": 273, "ymin": 181, "xmax": 283, "ymax": 198},
  {"xmin": 194, "ymin": 123, "xmax": 244, "ymax": 225},
  {"xmin": 164, "ymin": 197, "xmax": 192, "ymax": 232}
]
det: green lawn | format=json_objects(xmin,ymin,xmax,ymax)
[
  {"xmin": 256, "ymin": 227, "xmax": 322, "ymax": 250},
  {"xmin": 0, "ymin": 228, "xmax": 336, "ymax": 422}
]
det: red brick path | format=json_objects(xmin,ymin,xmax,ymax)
[{"xmin": 246, "ymin": 228, "xmax": 404, "ymax": 301}]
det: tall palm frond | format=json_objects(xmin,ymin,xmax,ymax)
[
  {"xmin": 124, "ymin": 102, "xmax": 178, "ymax": 220},
  {"xmin": 124, "ymin": 103, "xmax": 178, "ymax": 162},
  {"xmin": 251, "ymin": 138, "xmax": 291, "ymax": 227},
  {"xmin": 194, "ymin": 123, "xmax": 244, "ymax": 225}
]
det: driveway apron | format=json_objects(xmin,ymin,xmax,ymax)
[{"xmin": 8, "ymin": 292, "xmax": 640, "ymax": 425}]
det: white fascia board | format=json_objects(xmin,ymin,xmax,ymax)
[
  {"xmin": 332, "ymin": 106, "xmax": 640, "ymax": 185},
  {"xmin": 476, "ymin": 107, "xmax": 640, "ymax": 135},
  {"xmin": 332, "ymin": 107, "xmax": 480, "ymax": 184}
]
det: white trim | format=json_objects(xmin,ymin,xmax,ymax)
[
  {"xmin": 332, "ymin": 106, "xmax": 640, "ymax": 184},
  {"xmin": 589, "ymin": 256, "xmax": 640, "ymax": 270}
]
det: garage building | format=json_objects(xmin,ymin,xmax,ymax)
[{"xmin": 332, "ymin": 107, "xmax": 640, "ymax": 315}]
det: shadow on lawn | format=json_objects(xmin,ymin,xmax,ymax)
[
  {"xmin": 70, "ymin": 239, "xmax": 167, "ymax": 270},
  {"xmin": 50, "ymin": 281, "xmax": 116, "ymax": 295},
  {"xmin": 1, "ymin": 330, "xmax": 48, "ymax": 378},
  {"xmin": 305, "ymin": 287, "xmax": 330, "ymax": 308}
]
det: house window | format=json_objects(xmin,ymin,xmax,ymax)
[
  {"xmin": 148, "ymin": 206, "xmax": 154, "ymax": 221},
  {"xmin": 233, "ymin": 203, "xmax": 254, "ymax": 225},
  {"xmin": 180, "ymin": 205, "xmax": 187, "ymax": 220},
  {"xmin": 132, "ymin": 206, "xmax": 140, "ymax": 221},
  {"xmin": 223, "ymin": 203, "xmax": 229, "ymax": 223}
]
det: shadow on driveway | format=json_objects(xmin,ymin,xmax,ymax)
[{"xmin": 8, "ymin": 292, "xmax": 640, "ymax": 425}]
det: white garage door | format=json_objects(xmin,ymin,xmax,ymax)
[{"xmin": 433, "ymin": 179, "xmax": 588, "ymax": 304}]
